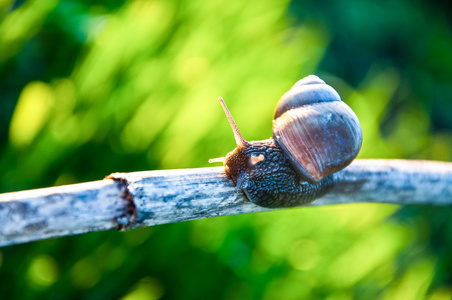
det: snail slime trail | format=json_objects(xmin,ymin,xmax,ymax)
[{"xmin": 210, "ymin": 75, "xmax": 362, "ymax": 208}]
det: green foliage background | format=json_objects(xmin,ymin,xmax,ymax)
[{"xmin": 1, "ymin": 0, "xmax": 452, "ymax": 299}]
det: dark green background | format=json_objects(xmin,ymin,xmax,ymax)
[{"xmin": 1, "ymin": 0, "xmax": 451, "ymax": 299}]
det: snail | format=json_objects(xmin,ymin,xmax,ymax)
[{"xmin": 209, "ymin": 75, "xmax": 362, "ymax": 208}]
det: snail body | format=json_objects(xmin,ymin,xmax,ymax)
[{"xmin": 210, "ymin": 75, "xmax": 362, "ymax": 208}]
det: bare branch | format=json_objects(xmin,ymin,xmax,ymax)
[{"xmin": 0, "ymin": 159, "xmax": 451, "ymax": 247}]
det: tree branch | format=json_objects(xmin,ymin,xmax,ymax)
[{"xmin": 0, "ymin": 159, "xmax": 451, "ymax": 247}]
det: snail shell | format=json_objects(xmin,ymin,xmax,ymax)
[{"xmin": 273, "ymin": 75, "xmax": 362, "ymax": 184}]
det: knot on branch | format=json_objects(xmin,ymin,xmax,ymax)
[{"xmin": 105, "ymin": 173, "xmax": 137, "ymax": 231}]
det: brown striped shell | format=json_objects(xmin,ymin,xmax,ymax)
[{"xmin": 272, "ymin": 75, "xmax": 362, "ymax": 184}]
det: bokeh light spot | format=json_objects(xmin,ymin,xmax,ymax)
[
  {"xmin": 26, "ymin": 255, "xmax": 59, "ymax": 289},
  {"xmin": 121, "ymin": 277, "xmax": 164, "ymax": 300},
  {"xmin": 9, "ymin": 81, "xmax": 54, "ymax": 148}
]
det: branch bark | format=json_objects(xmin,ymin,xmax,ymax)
[{"xmin": 0, "ymin": 159, "xmax": 451, "ymax": 247}]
